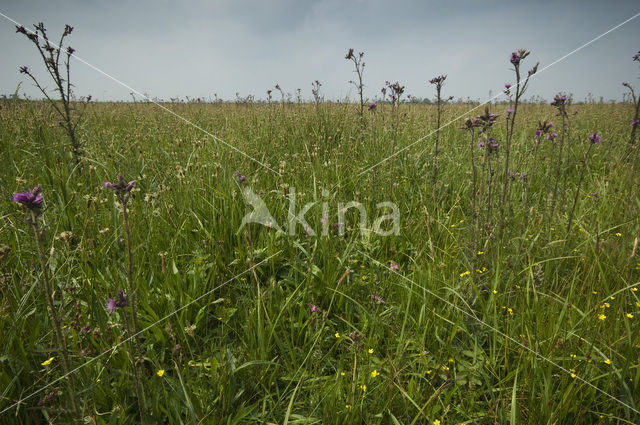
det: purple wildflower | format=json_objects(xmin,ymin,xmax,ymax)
[
  {"xmin": 19, "ymin": 66, "xmax": 28, "ymax": 74},
  {"xmin": 104, "ymin": 175, "xmax": 136, "ymax": 193},
  {"xmin": 371, "ymin": 294, "xmax": 386, "ymax": 304},
  {"xmin": 310, "ymin": 304, "xmax": 318, "ymax": 313},
  {"xmin": 631, "ymin": 120, "xmax": 639, "ymax": 127},
  {"xmin": 390, "ymin": 262, "xmax": 399, "ymax": 271},
  {"xmin": 477, "ymin": 141, "xmax": 485, "ymax": 148},
  {"xmin": 106, "ymin": 298, "xmax": 116, "ymax": 313},
  {"xmin": 504, "ymin": 83, "xmax": 512, "ymax": 89},
  {"xmin": 67, "ymin": 46, "xmax": 75, "ymax": 55},
  {"xmin": 589, "ymin": 192, "xmax": 601, "ymax": 199},
  {"xmin": 510, "ymin": 52, "xmax": 520, "ymax": 65},
  {"xmin": 535, "ymin": 129, "xmax": 542, "ymax": 136},
  {"xmin": 633, "ymin": 51, "xmax": 640, "ymax": 61},
  {"xmin": 506, "ymin": 108, "xmax": 514, "ymax": 115},
  {"xmin": 546, "ymin": 133, "xmax": 558, "ymax": 140},
  {"xmin": 12, "ymin": 185, "xmax": 44, "ymax": 211},
  {"xmin": 367, "ymin": 102, "xmax": 377, "ymax": 111},
  {"xmin": 234, "ymin": 171, "xmax": 245, "ymax": 183},
  {"xmin": 589, "ymin": 132, "xmax": 602, "ymax": 144}
]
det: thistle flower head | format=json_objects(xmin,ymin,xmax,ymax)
[
  {"xmin": 63, "ymin": 24, "xmax": 74, "ymax": 36},
  {"xmin": 633, "ymin": 51, "xmax": 640, "ymax": 62},
  {"xmin": 550, "ymin": 94, "xmax": 568, "ymax": 107},
  {"xmin": 345, "ymin": 48, "xmax": 354, "ymax": 60},
  {"xmin": 589, "ymin": 132, "xmax": 602, "ymax": 144},
  {"xmin": 15, "ymin": 25, "xmax": 27, "ymax": 34},
  {"xmin": 106, "ymin": 298, "xmax": 116, "ymax": 313},
  {"xmin": 234, "ymin": 170, "xmax": 245, "ymax": 183},
  {"xmin": 367, "ymin": 102, "xmax": 377, "ymax": 111},
  {"xmin": 104, "ymin": 174, "xmax": 136, "ymax": 194},
  {"xmin": 429, "ymin": 74, "xmax": 447, "ymax": 89},
  {"xmin": 12, "ymin": 185, "xmax": 44, "ymax": 212},
  {"xmin": 510, "ymin": 52, "xmax": 520, "ymax": 65},
  {"xmin": 115, "ymin": 289, "xmax": 127, "ymax": 307}
]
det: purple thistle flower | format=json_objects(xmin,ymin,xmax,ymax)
[
  {"xmin": 535, "ymin": 129, "xmax": 542, "ymax": 136},
  {"xmin": 367, "ymin": 102, "xmax": 377, "ymax": 111},
  {"xmin": 510, "ymin": 52, "xmax": 520, "ymax": 65},
  {"xmin": 504, "ymin": 83, "xmax": 512, "ymax": 89},
  {"xmin": 589, "ymin": 132, "xmax": 602, "ymax": 144},
  {"xmin": 310, "ymin": 304, "xmax": 318, "ymax": 313},
  {"xmin": 371, "ymin": 294, "xmax": 386, "ymax": 304},
  {"xmin": 67, "ymin": 46, "xmax": 75, "ymax": 55},
  {"xmin": 12, "ymin": 185, "xmax": 43, "ymax": 211},
  {"xmin": 589, "ymin": 192, "xmax": 601, "ymax": 199},
  {"xmin": 234, "ymin": 171, "xmax": 245, "ymax": 183},
  {"xmin": 633, "ymin": 51, "xmax": 640, "ymax": 61},
  {"xmin": 506, "ymin": 108, "xmax": 514, "ymax": 114},
  {"xmin": 19, "ymin": 66, "xmax": 28, "ymax": 74},
  {"xmin": 477, "ymin": 141, "xmax": 485, "ymax": 148},
  {"xmin": 546, "ymin": 133, "xmax": 558, "ymax": 140},
  {"xmin": 106, "ymin": 298, "xmax": 116, "ymax": 313},
  {"xmin": 390, "ymin": 262, "xmax": 399, "ymax": 271},
  {"xmin": 631, "ymin": 120, "xmax": 639, "ymax": 127},
  {"xmin": 104, "ymin": 175, "xmax": 136, "ymax": 193}
]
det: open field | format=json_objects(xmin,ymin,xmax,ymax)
[{"xmin": 1, "ymin": 100, "xmax": 640, "ymax": 424}]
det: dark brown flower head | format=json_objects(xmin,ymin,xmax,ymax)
[{"xmin": 345, "ymin": 48, "xmax": 354, "ymax": 60}]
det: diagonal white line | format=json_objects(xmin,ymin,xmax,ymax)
[
  {"xmin": 0, "ymin": 11, "xmax": 281, "ymax": 176},
  {"xmin": 356, "ymin": 11, "xmax": 640, "ymax": 177},
  {"xmin": 357, "ymin": 249, "xmax": 640, "ymax": 415},
  {"xmin": 0, "ymin": 252, "xmax": 280, "ymax": 416}
]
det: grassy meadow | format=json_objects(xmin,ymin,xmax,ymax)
[{"xmin": 1, "ymin": 99, "xmax": 639, "ymax": 424}]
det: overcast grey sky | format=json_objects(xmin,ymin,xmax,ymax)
[{"xmin": 1, "ymin": 0, "xmax": 639, "ymax": 102}]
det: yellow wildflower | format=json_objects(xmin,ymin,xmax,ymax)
[
  {"xmin": 368, "ymin": 348, "xmax": 374, "ymax": 354},
  {"xmin": 360, "ymin": 384, "xmax": 367, "ymax": 392},
  {"xmin": 604, "ymin": 359, "xmax": 612, "ymax": 365},
  {"xmin": 598, "ymin": 314, "xmax": 606, "ymax": 320},
  {"xmin": 626, "ymin": 313, "xmax": 634, "ymax": 318},
  {"xmin": 157, "ymin": 369, "xmax": 165, "ymax": 377},
  {"xmin": 41, "ymin": 357, "xmax": 54, "ymax": 366},
  {"xmin": 459, "ymin": 271, "xmax": 470, "ymax": 277},
  {"xmin": 371, "ymin": 370, "xmax": 380, "ymax": 378},
  {"xmin": 335, "ymin": 332, "xmax": 340, "ymax": 338}
]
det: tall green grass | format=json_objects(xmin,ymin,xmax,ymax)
[{"xmin": 0, "ymin": 100, "xmax": 638, "ymax": 424}]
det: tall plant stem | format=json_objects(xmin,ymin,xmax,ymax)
[{"xmin": 31, "ymin": 212, "xmax": 80, "ymax": 420}]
